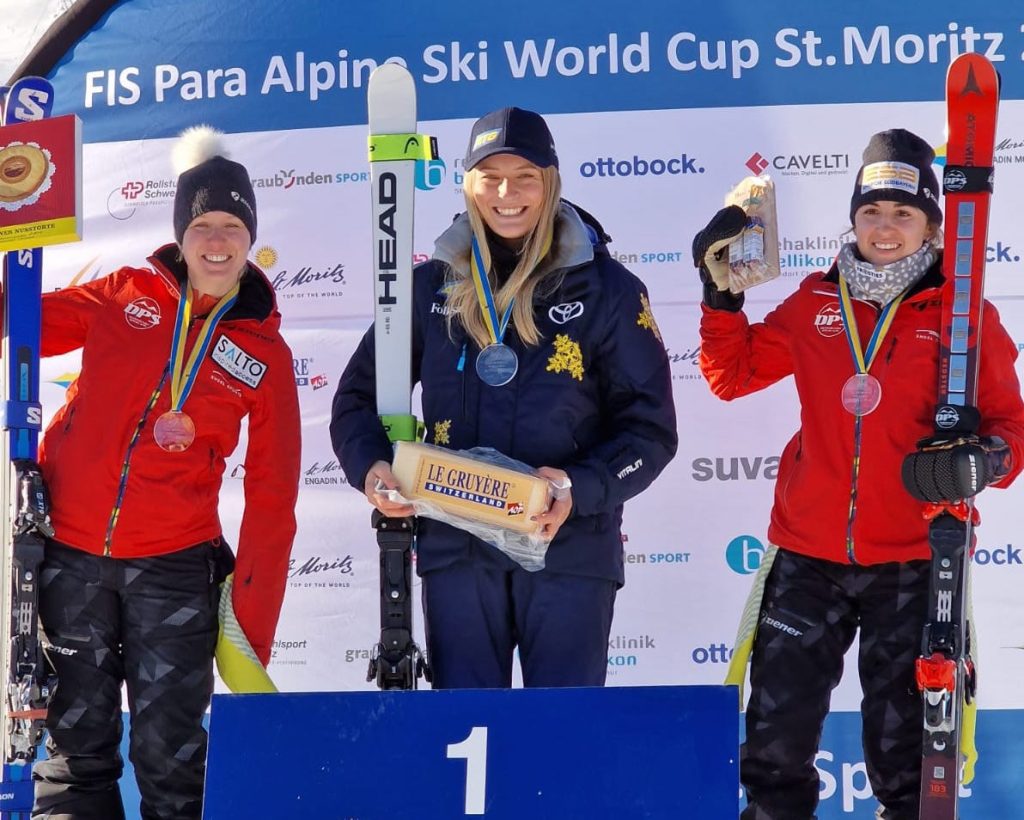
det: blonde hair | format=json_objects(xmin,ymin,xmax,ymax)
[{"xmin": 445, "ymin": 165, "xmax": 562, "ymax": 350}]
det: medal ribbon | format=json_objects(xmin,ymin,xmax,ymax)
[
  {"xmin": 837, "ymin": 276, "xmax": 906, "ymax": 375},
  {"xmin": 168, "ymin": 282, "xmax": 239, "ymax": 412},
  {"xmin": 468, "ymin": 230, "xmax": 554, "ymax": 346},
  {"xmin": 470, "ymin": 235, "xmax": 514, "ymax": 346}
]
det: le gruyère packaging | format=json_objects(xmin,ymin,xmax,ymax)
[{"xmin": 391, "ymin": 441, "xmax": 550, "ymax": 533}]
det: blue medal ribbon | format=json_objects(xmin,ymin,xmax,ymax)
[{"xmin": 470, "ymin": 235, "xmax": 514, "ymax": 346}]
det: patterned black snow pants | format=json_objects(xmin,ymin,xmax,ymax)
[
  {"xmin": 32, "ymin": 540, "xmax": 227, "ymax": 820},
  {"xmin": 741, "ymin": 549, "xmax": 931, "ymax": 820}
]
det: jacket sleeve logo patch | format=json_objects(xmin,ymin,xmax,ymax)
[
  {"xmin": 546, "ymin": 334, "xmax": 584, "ymax": 381},
  {"xmin": 548, "ymin": 301, "xmax": 584, "ymax": 324},
  {"xmin": 211, "ymin": 335, "xmax": 268, "ymax": 388},
  {"xmin": 636, "ymin": 293, "xmax": 662, "ymax": 343},
  {"xmin": 124, "ymin": 297, "xmax": 162, "ymax": 329}
]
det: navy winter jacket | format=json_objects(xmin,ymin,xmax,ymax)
[{"xmin": 331, "ymin": 202, "xmax": 677, "ymax": 583}]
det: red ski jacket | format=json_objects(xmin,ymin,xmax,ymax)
[
  {"xmin": 700, "ymin": 263, "xmax": 1024, "ymax": 566},
  {"xmin": 37, "ymin": 244, "xmax": 300, "ymax": 663}
]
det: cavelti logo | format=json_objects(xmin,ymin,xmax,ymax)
[
  {"xmin": 743, "ymin": 150, "xmax": 849, "ymax": 177},
  {"xmin": 746, "ymin": 152, "xmax": 770, "ymax": 175},
  {"xmin": 726, "ymin": 534, "xmax": 766, "ymax": 575}
]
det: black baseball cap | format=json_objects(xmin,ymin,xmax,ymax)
[{"xmin": 464, "ymin": 107, "xmax": 558, "ymax": 171}]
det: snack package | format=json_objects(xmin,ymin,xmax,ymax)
[
  {"xmin": 387, "ymin": 441, "xmax": 566, "ymax": 571},
  {"xmin": 724, "ymin": 175, "xmax": 780, "ymax": 293}
]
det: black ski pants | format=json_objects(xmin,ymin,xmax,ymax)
[
  {"xmin": 32, "ymin": 540, "xmax": 224, "ymax": 820},
  {"xmin": 741, "ymin": 549, "xmax": 930, "ymax": 820}
]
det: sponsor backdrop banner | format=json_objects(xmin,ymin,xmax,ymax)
[{"xmin": 25, "ymin": 1, "xmax": 1024, "ymax": 816}]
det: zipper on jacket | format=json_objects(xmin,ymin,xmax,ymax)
[{"xmin": 103, "ymin": 365, "xmax": 170, "ymax": 555}]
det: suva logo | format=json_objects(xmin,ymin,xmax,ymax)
[
  {"xmin": 212, "ymin": 336, "xmax": 267, "ymax": 388},
  {"xmin": 726, "ymin": 535, "xmax": 765, "ymax": 575},
  {"xmin": 123, "ymin": 297, "xmax": 161, "ymax": 329},
  {"xmin": 415, "ymin": 158, "xmax": 446, "ymax": 191}
]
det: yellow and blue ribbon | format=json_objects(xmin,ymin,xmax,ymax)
[
  {"xmin": 470, "ymin": 236, "xmax": 514, "ymax": 346},
  {"xmin": 168, "ymin": 282, "xmax": 239, "ymax": 412},
  {"xmin": 837, "ymin": 276, "xmax": 906, "ymax": 375}
]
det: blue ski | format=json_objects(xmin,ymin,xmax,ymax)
[{"xmin": 0, "ymin": 75, "xmax": 57, "ymax": 819}]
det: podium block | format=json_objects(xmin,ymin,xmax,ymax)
[{"xmin": 203, "ymin": 685, "xmax": 738, "ymax": 819}]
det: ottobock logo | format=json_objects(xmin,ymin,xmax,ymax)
[
  {"xmin": 212, "ymin": 335, "xmax": 267, "ymax": 388},
  {"xmin": 124, "ymin": 297, "xmax": 161, "ymax": 329},
  {"xmin": 579, "ymin": 152, "xmax": 704, "ymax": 178},
  {"xmin": 814, "ymin": 303, "xmax": 844, "ymax": 337}
]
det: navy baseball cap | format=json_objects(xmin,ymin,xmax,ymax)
[{"xmin": 464, "ymin": 107, "xmax": 558, "ymax": 171}]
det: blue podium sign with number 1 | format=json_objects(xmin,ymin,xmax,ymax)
[{"xmin": 203, "ymin": 685, "xmax": 738, "ymax": 818}]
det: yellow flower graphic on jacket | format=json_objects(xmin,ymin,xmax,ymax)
[
  {"xmin": 547, "ymin": 334, "xmax": 584, "ymax": 381},
  {"xmin": 637, "ymin": 293, "xmax": 662, "ymax": 343}
]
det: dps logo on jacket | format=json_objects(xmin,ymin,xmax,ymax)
[
  {"xmin": 212, "ymin": 335, "xmax": 267, "ymax": 388},
  {"xmin": 124, "ymin": 297, "xmax": 161, "ymax": 329},
  {"xmin": 814, "ymin": 303, "xmax": 844, "ymax": 338}
]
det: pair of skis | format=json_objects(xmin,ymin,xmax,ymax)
[
  {"xmin": 0, "ymin": 76, "xmax": 58, "ymax": 817},
  {"xmin": 915, "ymin": 53, "xmax": 999, "ymax": 820},
  {"xmin": 365, "ymin": 64, "xmax": 436, "ymax": 689}
]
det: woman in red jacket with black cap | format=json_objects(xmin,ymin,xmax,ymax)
[
  {"xmin": 694, "ymin": 128, "xmax": 1024, "ymax": 820},
  {"xmin": 31, "ymin": 126, "xmax": 300, "ymax": 820}
]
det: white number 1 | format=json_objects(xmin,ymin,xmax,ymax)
[{"xmin": 447, "ymin": 726, "xmax": 488, "ymax": 815}]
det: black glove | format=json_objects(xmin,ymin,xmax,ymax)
[
  {"xmin": 692, "ymin": 205, "xmax": 747, "ymax": 312},
  {"xmin": 901, "ymin": 434, "xmax": 1012, "ymax": 502}
]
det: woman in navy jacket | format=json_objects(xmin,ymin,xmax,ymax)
[{"xmin": 331, "ymin": 107, "xmax": 676, "ymax": 688}]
